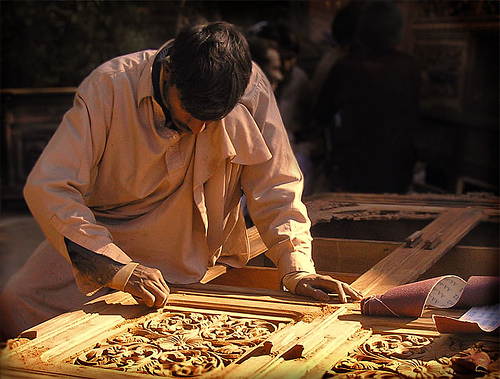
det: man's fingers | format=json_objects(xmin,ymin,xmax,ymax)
[
  {"xmin": 295, "ymin": 275, "xmax": 363, "ymax": 303},
  {"xmin": 158, "ymin": 275, "xmax": 169, "ymax": 292},
  {"xmin": 305, "ymin": 277, "xmax": 347, "ymax": 302},
  {"xmin": 344, "ymin": 284, "xmax": 363, "ymax": 301},
  {"xmin": 130, "ymin": 283, "xmax": 168, "ymax": 308},
  {"xmin": 131, "ymin": 288, "xmax": 166, "ymax": 308},
  {"xmin": 150, "ymin": 282, "xmax": 169, "ymax": 308},
  {"xmin": 337, "ymin": 284, "xmax": 348, "ymax": 303},
  {"xmin": 155, "ymin": 278, "xmax": 170, "ymax": 298},
  {"xmin": 124, "ymin": 264, "xmax": 170, "ymax": 308},
  {"xmin": 132, "ymin": 295, "xmax": 145, "ymax": 305},
  {"xmin": 296, "ymin": 282, "xmax": 330, "ymax": 302},
  {"xmin": 150, "ymin": 273, "xmax": 170, "ymax": 307},
  {"xmin": 133, "ymin": 286, "xmax": 156, "ymax": 307}
]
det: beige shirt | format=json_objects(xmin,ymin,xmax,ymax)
[{"xmin": 24, "ymin": 47, "xmax": 316, "ymax": 295}]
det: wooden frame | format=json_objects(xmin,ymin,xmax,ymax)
[{"xmin": 1, "ymin": 193, "xmax": 498, "ymax": 378}]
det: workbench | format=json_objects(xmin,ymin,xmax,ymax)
[{"xmin": 1, "ymin": 193, "xmax": 499, "ymax": 378}]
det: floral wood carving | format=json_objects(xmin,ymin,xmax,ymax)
[
  {"xmin": 323, "ymin": 334, "xmax": 499, "ymax": 378},
  {"xmin": 73, "ymin": 311, "xmax": 282, "ymax": 377}
]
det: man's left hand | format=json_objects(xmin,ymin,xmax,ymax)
[{"xmin": 295, "ymin": 274, "xmax": 363, "ymax": 303}]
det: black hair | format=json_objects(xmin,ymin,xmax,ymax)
[
  {"xmin": 247, "ymin": 36, "xmax": 279, "ymax": 68},
  {"xmin": 247, "ymin": 21, "xmax": 299, "ymax": 57},
  {"xmin": 168, "ymin": 21, "xmax": 252, "ymax": 121},
  {"xmin": 358, "ymin": 1, "xmax": 403, "ymax": 50},
  {"xmin": 331, "ymin": 1, "xmax": 365, "ymax": 50}
]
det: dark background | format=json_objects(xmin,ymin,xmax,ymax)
[{"xmin": 1, "ymin": 0, "xmax": 499, "ymax": 210}]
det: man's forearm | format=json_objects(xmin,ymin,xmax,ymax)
[{"xmin": 64, "ymin": 237, "xmax": 124, "ymax": 286}]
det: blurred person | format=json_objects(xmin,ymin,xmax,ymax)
[
  {"xmin": 311, "ymin": 1, "xmax": 366, "ymax": 107},
  {"xmin": 314, "ymin": 1, "xmax": 421, "ymax": 193},
  {"xmin": 247, "ymin": 36, "xmax": 283, "ymax": 92},
  {"xmin": 310, "ymin": 1, "xmax": 367, "ymax": 192},
  {"xmin": 247, "ymin": 22, "xmax": 315, "ymax": 196}
]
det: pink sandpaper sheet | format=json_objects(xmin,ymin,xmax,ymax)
[{"xmin": 360, "ymin": 275, "xmax": 500, "ymax": 333}]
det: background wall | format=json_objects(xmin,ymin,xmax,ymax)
[{"xmin": 1, "ymin": 0, "xmax": 499, "ymax": 210}]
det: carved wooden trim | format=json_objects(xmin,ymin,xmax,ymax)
[
  {"xmin": 324, "ymin": 333, "xmax": 499, "ymax": 378},
  {"xmin": 72, "ymin": 309, "xmax": 285, "ymax": 376}
]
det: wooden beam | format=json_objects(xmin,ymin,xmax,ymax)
[
  {"xmin": 209, "ymin": 266, "xmax": 281, "ymax": 289},
  {"xmin": 208, "ymin": 265, "xmax": 362, "ymax": 288},
  {"xmin": 312, "ymin": 238, "xmax": 395, "ymax": 274},
  {"xmin": 312, "ymin": 237, "xmax": 499, "ymax": 279},
  {"xmin": 351, "ymin": 207, "xmax": 485, "ymax": 295},
  {"xmin": 305, "ymin": 192, "xmax": 500, "ymax": 222}
]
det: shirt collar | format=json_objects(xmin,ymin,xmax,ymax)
[{"xmin": 137, "ymin": 40, "xmax": 174, "ymax": 107}]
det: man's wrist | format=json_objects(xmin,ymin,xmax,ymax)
[
  {"xmin": 281, "ymin": 271, "xmax": 313, "ymax": 294},
  {"xmin": 65, "ymin": 237, "xmax": 126, "ymax": 286},
  {"xmin": 109, "ymin": 262, "xmax": 139, "ymax": 291}
]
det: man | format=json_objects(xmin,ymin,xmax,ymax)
[
  {"xmin": 0, "ymin": 22, "xmax": 362, "ymax": 340},
  {"xmin": 247, "ymin": 21, "xmax": 315, "ymax": 196},
  {"xmin": 314, "ymin": 2, "xmax": 420, "ymax": 194},
  {"xmin": 247, "ymin": 36, "xmax": 283, "ymax": 92}
]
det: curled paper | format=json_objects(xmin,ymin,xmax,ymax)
[
  {"xmin": 360, "ymin": 276, "xmax": 499, "ymax": 333},
  {"xmin": 433, "ymin": 304, "xmax": 500, "ymax": 333}
]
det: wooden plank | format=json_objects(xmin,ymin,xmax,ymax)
[
  {"xmin": 338, "ymin": 307, "xmax": 461, "ymax": 337},
  {"xmin": 209, "ymin": 228, "xmax": 498, "ymax": 290},
  {"xmin": 304, "ymin": 329, "xmax": 372, "ymax": 379},
  {"xmin": 312, "ymin": 238, "xmax": 395, "ymax": 274},
  {"xmin": 304, "ymin": 193, "xmax": 500, "ymax": 225},
  {"xmin": 167, "ymin": 283, "xmax": 330, "ymax": 317},
  {"xmin": 312, "ymin": 237, "xmax": 499, "ymax": 279},
  {"xmin": 351, "ymin": 207, "xmax": 485, "ymax": 295},
  {"xmin": 229, "ymin": 308, "xmax": 363, "ymax": 379},
  {"xmin": 209, "ymin": 265, "xmax": 362, "ymax": 288},
  {"xmin": 247, "ymin": 225, "xmax": 268, "ymax": 259},
  {"xmin": 305, "ymin": 192, "xmax": 500, "ymax": 213},
  {"xmin": 307, "ymin": 203, "xmax": 443, "ymax": 225},
  {"xmin": 0, "ymin": 367, "xmax": 80, "ymax": 379},
  {"xmin": 209, "ymin": 266, "xmax": 281, "ymax": 289}
]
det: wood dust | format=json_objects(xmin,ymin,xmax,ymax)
[{"xmin": 301, "ymin": 304, "xmax": 339, "ymax": 323}]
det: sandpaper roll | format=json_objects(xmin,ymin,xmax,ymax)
[
  {"xmin": 454, "ymin": 276, "xmax": 500, "ymax": 308},
  {"xmin": 360, "ymin": 276, "xmax": 499, "ymax": 318}
]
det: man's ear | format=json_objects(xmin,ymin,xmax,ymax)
[
  {"xmin": 161, "ymin": 61, "xmax": 171, "ymax": 85},
  {"xmin": 162, "ymin": 57, "xmax": 172, "ymax": 73}
]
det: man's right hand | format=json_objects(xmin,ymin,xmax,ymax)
[{"xmin": 124, "ymin": 264, "xmax": 170, "ymax": 308}]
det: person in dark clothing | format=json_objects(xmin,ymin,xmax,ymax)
[{"xmin": 315, "ymin": 1, "xmax": 421, "ymax": 194}]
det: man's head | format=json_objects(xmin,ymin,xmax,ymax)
[
  {"xmin": 247, "ymin": 36, "xmax": 283, "ymax": 92},
  {"xmin": 246, "ymin": 21, "xmax": 298, "ymax": 82},
  {"xmin": 162, "ymin": 21, "xmax": 252, "ymax": 133},
  {"xmin": 359, "ymin": 1, "xmax": 403, "ymax": 50},
  {"xmin": 331, "ymin": 1, "xmax": 365, "ymax": 51}
]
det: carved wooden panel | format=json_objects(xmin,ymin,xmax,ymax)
[
  {"xmin": 70, "ymin": 308, "xmax": 286, "ymax": 377},
  {"xmin": 1, "ymin": 287, "xmax": 344, "ymax": 379},
  {"xmin": 323, "ymin": 332, "xmax": 499, "ymax": 378}
]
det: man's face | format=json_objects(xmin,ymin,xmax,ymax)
[
  {"xmin": 262, "ymin": 48, "xmax": 283, "ymax": 91},
  {"xmin": 264, "ymin": 47, "xmax": 283, "ymax": 92},
  {"xmin": 164, "ymin": 83, "xmax": 207, "ymax": 135}
]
